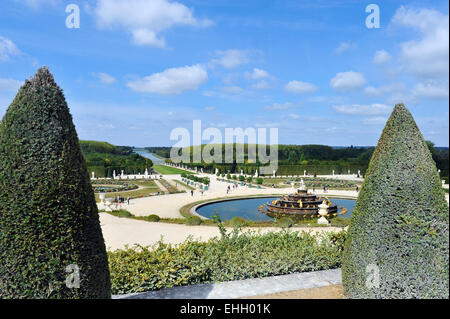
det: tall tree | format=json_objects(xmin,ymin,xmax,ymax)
[
  {"xmin": 0, "ymin": 67, "xmax": 111, "ymax": 298},
  {"xmin": 342, "ymin": 104, "xmax": 449, "ymax": 298}
]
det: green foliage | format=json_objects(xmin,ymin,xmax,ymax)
[
  {"xmin": 342, "ymin": 104, "xmax": 449, "ymax": 299},
  {"xmin": 117, "ymin": 210, "xmax": 132, "ymax": 218},
  {"xmin": 330, "ymin": 217, "xmax": 350, "ymax": 227},
  {"xmin": 183, "ymin": 174, "xmax": 210, "ymax": 185},
  {"xmin": 277, "ymin": 217, "xmax": 295, "ymax": 228},
  {"xmin": 81, "ymin": 141, "xmax": 152, "ymax": 178},
  {"xmin": 238, "ymin": 175, "xmax": 245, "ymax": 182},
  {"xmin": 0, "ymin": 67, "xmax": 111, "ymax": 299},
  {"xmin": 146, "ymin": 214, "xmax": 161, "ymax": 222},
  {"xmin": 108, "ymin": 230, "xmax": 345, "ymax": 294},
  {"xmin": 329, "ymin": 230, "xmax": 347, "ymax": 252},
  {"xmin": 226, "ymin": 173, "xmax": 232, "ymax": 180},
  {"xmin": 256, "ymin": 177, "xmax": 263, "ymax": 185},
  {"xmin": 247, "ymin": 176, "xmax": 253, "ymax": 183},
  {"xmin": 229, "ymin": 216, "xmax": 248, "ymax": 228},
  {"xmin": 184, "ymin": 216, "xmax": 202, "ymax": 225}
]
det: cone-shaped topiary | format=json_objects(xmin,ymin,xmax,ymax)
[
  {"xmin": 342, "ymin": 103, "xmax": 449, "ymax": 299},
  {"xmin": 0, "ymin": 67, "xmax": 111, "ymax": 298}
]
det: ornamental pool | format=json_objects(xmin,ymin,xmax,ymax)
[{"xmin": 196, "ymin": 197, "xmax": 356, "ymax": 221}]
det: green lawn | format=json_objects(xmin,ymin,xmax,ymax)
[{"xmin": 153, "ymin": 165, "xmax": 195, "ymax": 175}]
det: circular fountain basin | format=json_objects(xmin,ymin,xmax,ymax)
[{"xmin": 195, "ymin": 197, "xmax": 356, "ymax": 221}]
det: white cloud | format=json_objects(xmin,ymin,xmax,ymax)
[
  {"xmin": 264, "ymin": 102, "xmax": 296, "ymax": 111},
  {"xmin": 373, "ymin": 50, "xmax": 392, "ymax": 64},
  {"xmin": 252, "ymin": 80, "xmax": 270, "ymax": 89},
  {"xmin": 392, "ymin": 7, "xmax": 449, "ymax": 79},
  {"xmin": 364, "ymin": 83, "xmax": 408, "ymax": 97},
  {"xmin": 412, "ymin": 81, "xmax": 449, "ymax": 100},
  {"xmin": 0, "ymin": 78, "xmax": 22, "ymax": 92},
  {"xmin": 210, "ymin": 50, "xmax": 250, "ymax": 69},
  {"xmin": 330, "ymin": 71, "xmax": 365, "ymax": 91},
  {"xmin": 335, "ymin": 42, "xmax": 356, "ymax": 55},
  {"xmin": 204, "ymin": 106, "xmax": 215, "ymax": 111},
  {"xmin": 93, "ymin": 72, "xmax": 117, "ymax": 84},
  {"xmin": 285, "ymin": 80, "xmax": 318, "ymax": 94},
  {"xmin": 0, "ymin": 36, "xmax": 21, "ymax": 62},
  {"xmin": 364, "ymin": 81, "xmax": 447, "ymax": 103},
  {"xmin": 333, "ymin": 103, "xmax": 391, "ymax": 115},
  {"xmin": 94, "ymin": 0, "xmax": 211, "ymax": 48},
  {"xmin": 131, "ymin": 29, "xmax": 166, "ymax": 48},
  {"xmin": 245, "ymin": 68, "xmax": 269, "ymax": 80},
  {"xmin": 126, "ymin": 64, "xmax": 208, "ymax": 95}
]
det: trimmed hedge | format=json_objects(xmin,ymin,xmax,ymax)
[
  {"xmin": 109, "ymin": 230, "xmax": 345, "ymax": 294},
  {"xmin": 342, "ymin": 104, "xmax": 449, "ymax": 299},
  {"xmin": 0, "ymin": 67, "xmax": 111, "ymax": 299},
  {"xmin": 146, "ymin": 214, "xmax": 161, "ymax": 222},
  {"xmin": 185, "ymin": 216, "xmax": 202, "ymax": 225},
  {"xmin": 117, "ymin": 210, "xmax": 132, "ymax": 218}
]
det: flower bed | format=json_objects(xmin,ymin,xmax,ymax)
[{"xmin": 92, "ymin": 180, "xmax": 138, "ymax": 193}]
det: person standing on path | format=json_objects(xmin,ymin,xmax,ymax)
[
  {"xmin": 191, "ymin": 190, "xmax": 194, "ymax": 196},
  {"xmin": 127, "ymin": 196, "xmax": 130, "ymax": 205}
]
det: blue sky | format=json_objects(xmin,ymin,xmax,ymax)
[{"xmin": 0, "ymin": 0, "xmax": 448, "ymax": 147}]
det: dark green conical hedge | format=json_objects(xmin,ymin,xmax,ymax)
[
  {"xmin": 342, "ymin": 104, "xmax": 449, "ymax": 299},
  {"xmin": 0, "ymin": 67, "xmax": 111, "ymax": 298}
]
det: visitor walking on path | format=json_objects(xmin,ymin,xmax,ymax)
[
  {"xmin": 127, "ymin": 196, "xmax": 130, "ymax": 205},
  {"xmin": 191, "ymin": 190, "xmax": 194, "ymax": 196}
]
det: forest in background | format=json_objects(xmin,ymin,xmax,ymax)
[{"xmin": 146, "ymin": 143, "xmax": 448, "ymax": 181}]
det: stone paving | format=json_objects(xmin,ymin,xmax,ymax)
[{"xmin": 113, "ymin": 268, "xmax": 342, "ymax": 299}]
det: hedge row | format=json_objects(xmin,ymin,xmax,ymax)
[{"xmin": 108, "ymin": 230, "xmax": 345, "ymax": 294}]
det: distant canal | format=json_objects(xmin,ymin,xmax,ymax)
[
  {"xmin": 134, "ymin": 149, "xmax": 165, "ymax": 163},
  {"xmin": 196, "ymin": 197, "xmax": 356, "ymax": 221}
]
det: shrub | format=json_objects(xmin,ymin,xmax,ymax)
[
  {"xmin": 229, "ymin": 216, "xmax": 247, "ymax": 227},
  {"xmin": 277, "ymin": 217, "xmax": 295, "ymax": 228},
  {"xmin": 108, "ymin": 231, "xmax": 344, "ymax": 294},
  {"xmin": 238, "ymin": 175, "xmax": 245, "ymax": 182},
  {"xmin": 117, "ymin": 210, "xmax": 132, "ymax": 218},
  {"xmin": 329, "ymin": 230, "xmax": 347, "ymax": 252},
  {"xmin": 226, "ymin": 173, "xmax": 232, "ymax": 180},
  {"xmin": 342, "ymin": 104, "xmax": 449, "ymax": 299},
  {"xmin": 185, "ymin": 216, "xmax": 202, "ymax": 225},
  {"xmin": 232, "ymin": 175, "xmax": 237, "ymax": 180},
  {"xmin": 247, "ymin": 177, "xmax": 253, "ymax": 183},
  {"xmin": 0, "ymin": 67, "xmax": 111, "ymax": 298},
  {"xmin": 146, "ymin": 214, "xmax": 160, "ymax": 222},
  {"xmin": 256, "ymin": 177, "xmax": 263, "ymax": 185}
]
